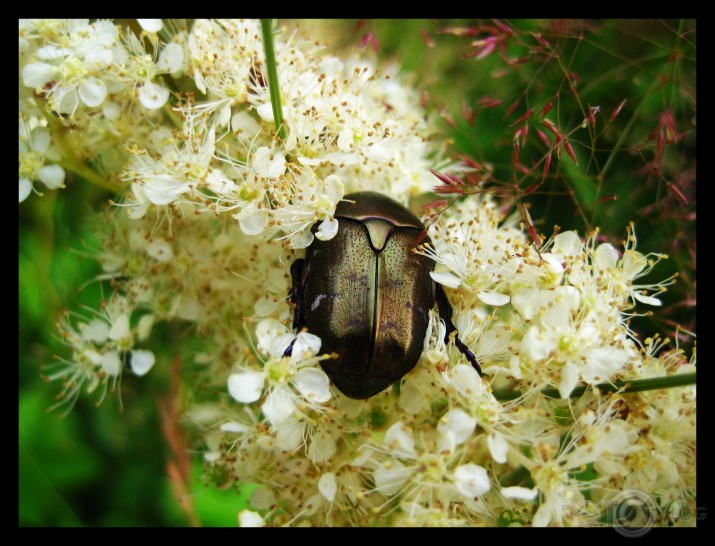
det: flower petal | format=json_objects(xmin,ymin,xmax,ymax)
[
  {"xmin": 146, "ymin": 238, "xmax": 174, "ymax": 262},
  {"xmin": 594, "ymin": 242, "xmax": 619, "ymax": 271},
  {"xmin": 256, "ymin": 102, "xmax": 274, "ymax": 122},
  {"xmin": 137, "ymin": 314, "xmax": 154, "ymax": 340},
  {"xmin": 521, "ymin": 326, "xmax": 554, "ymax": 362},
  {"xmin": 291, "ymin": 332, "xmax": 322, "ymax": 360},
  {"xmin": 138, "ymin": 82, "xmax": 170, "ymax": 110},
  {"xmin": 384, "ymin": 421, "xmax": 416, "ymax": 458},
  {"xmin": 130, "ymin": 349, "xmax": 155, "ymax": 376},
  {"xmin": 138, "ymin": 19, "xmax": 163, "ymax": 32},
  {"xmin": 437, "ymin": 408, "xmax": 477, "ymax": 445},
  {"xmin": 220, "ymin": 421, "xmax": 251, "ymax": 433},
  {"xmin": 551, "ymin": 230, "xmax": 582, "ymax": 261},
  {"xmin": 318, "ymin": 472, "xmax": 337, "ymax": 502},
  {"xmin": 478, "ymin": 291, "xmax": 510, "ymax": 306},
  {"xmin": 255, "ymin": 318, "xmax": 292, "ymax": 357},
  {"xmin": 315, "ymin": 218, "xmax": 338, "ymax": 241},
  {"xmin": 254, "ymin": 146, "xmax": 286, "ymax": 178},
  {"xmin": 633, "ymin": 292, "xmax": 662, "ymax": 306},
  {"xmin": 37, "ymin": 165, "xmax": 65, "ymax": 190},
  {"xmin": 262, "ymin": 387, "xmax": 295, "ymax": 426},
  {"xmin": 228, "ymin": 370, "xmax": 265, "ymax": 403},
  {"xmin": 307, "ymin": 431, "xmax": 336, "ymax": 463},
  {"xmin": 19, "ymin": 178, "xmax": 32, "ymax": 203},
  {"xmin": 81, "ymin": 319, "xmax": 110, "ymax": 343},
  {"xmin": 442, "ymin": 364, "xmax": 484, "ymax": 398},
  {"xmin": 22, "ymin": 62, "xmax": 55, "ymax": 88},
  {"xmin": 79, "ymin": 77, "xmax": 107, "ymax": 107},
  {"xmin": 108, "ymin": 313, "xmax": 130, "ymax": 341},
  {"xmin": 100, "ymin": 351, "xmax": 122, "ymax": 377},
  {"xmin": 374, "ymin": 461, "xmax": 409, "ymax": 496},
  {"xmin": 288, "ymin": 229, "xmax": 315, "ymax": 249},
  {"xmin": 501, "ymin": 486, "xmax": 538, "ymax": 501},
  {"xmin": 582, "ymin": 347, "xmax": 629, "ymax": 384},
  {"xmin": 276, "ymin": 419, "xmax": 304, "ymax": 451},
  {"xmin": 559, "ymin": 361, "xmax": 580, "ymax": 399},
  {"xmin": 249, "ymin": 488, "xmax": 276, "ymax": 510},
  {"xmin": 337, "ymin": 127, "xmax": 353, "ymax": 151},
  {"xmin": 293, "ymin": 368, "xmax": 331, "ymax": 403},
  {"xmin": 453, "ymin": 463, "xmax": 490, "ymax": 498},
  {"xmin": 238, "ymin": 208, "xmax": 268, "ymax": 236},
  {"xmin": 238, "ymin": 509, "xmax": 264, "ymax": 527},
  {"xmin": 430, "ymin": 270, "xmax": 461, "ymax": 289}
]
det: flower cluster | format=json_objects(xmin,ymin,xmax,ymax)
[
  {"xmin": 19, "ymin": 19, "xmax": 177, "ymax": 201},
  {"xmin": 21, "ymin": 19, "xmax": 695, "ymax": 527}
]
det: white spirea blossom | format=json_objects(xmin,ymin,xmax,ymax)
[{"xmin": 29, "ymin": 19, "xmax": 694, "ymax": 528}]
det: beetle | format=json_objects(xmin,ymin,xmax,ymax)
[{"xmin": 284, "ymin": 191, "xmax": 481, "ymax": 399}]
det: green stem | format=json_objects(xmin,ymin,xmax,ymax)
[
  {"xmin": 61, "ymin": 158, "xmax": 123, "ymax": 193},
  {"xmin": 492, "ymin": 372, "xmax": 696, "ymax": 402},
  {"xmin": 260, "ymin": 19, "xmax": 287, "ymax": 141}
]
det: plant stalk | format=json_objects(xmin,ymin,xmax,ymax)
[
  {"xmin": 260, "ymin": 19, "xmax": 287, "ymax": 141},
  {"xmin": 492, "ymin": 372, "xmax": 696, "ymax": 402}
]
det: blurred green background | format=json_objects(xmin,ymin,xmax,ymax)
[{"xmin": 19, "ymin": 19, "xmax": 695, "ymax": 526}]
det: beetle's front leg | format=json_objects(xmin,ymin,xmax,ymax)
[
  {"xmin": 435, "ymin": 283, "xmax": 482, "ymax": 376},
  {"xmin": 283, "ymin": 258, "xmax": 306, "ymax": 357}
]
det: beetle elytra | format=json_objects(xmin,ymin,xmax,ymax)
[{"xmin": 285, "ymin": 191, "xmax": 481, "ymax": 399}]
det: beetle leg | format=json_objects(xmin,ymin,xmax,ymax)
[
  {"xmin": 283, "ymin": 259, "xmax": 306, "ymax": 358},
  {"xmin": 435, "ymin": 283, "xmax": 482, "ymax": 376}
]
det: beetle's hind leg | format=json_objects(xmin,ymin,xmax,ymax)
[
  {"xmin": 283, "ymin": 259, "xmax": 306, "ymax": 358},
  {"xmin": 435, "ymin": 283, "xmax": 482, "ymax": 376}
]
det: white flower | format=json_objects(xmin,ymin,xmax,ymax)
[
  {"xmin": 293, "ymin": 368, "xmax": 330, "ymax": 403},
  {"xmin": 477, "ymin": 291, "xmax": 510, "ymax": 306},
  {"xmin": 487, "ymin": 432, "xmax": 509, "ymax": 463},
  {"xmin": 238, "ymin": 509, "xmax": 265, "ymax": 527},
  {"xmin": 78, "ymin": 77, "xmax": 107, "ymax": 107},
  {"xmin": 37, "ymin": 164, "xmax": 66, "ymax": 190},
  {"xmin": 501, "ymin": 486, "xmax": 538, "ymax": 501},
  {"xmin": 384, "ymin": 421, "xmax": 417, "ymax": 458},
  {"xmin": 237, "ymin": 206, "xmax": 269, "ymax": 236},
  {"xmin": 146, "ymin": 239, "xmax": 174, "ymax": 262},
  {"xmin": 130, "ymin": 349, "xmax": 155, "ymax": 376},
  {"xmin": 22, "ymin": 62, "xmax": 55, "ymax": 88},
  {"xmin": 291, "ymin": 332, "xmax": 322, "ymax": 360},
  {"xmin": 437, "ymin": 409, "xmax": 477, "ymax": 447},
  {"xmin": 559, "ymin": 361, "xmax": 580, "ymax": 399},
  {"xmin": 441, "ymin": 364, "xmax": 486, "ymax": 399},
  {"xmin": 307, "ymin": 430, "xmax": 337, "ymax": 463},
  {"xmin": 19, "ymin": 122, "xmax": 65, "ymax": 196},
  {"xmin": 550, "ymin": 230, "xmax": 582, "ymax": 262},
  {"xmin": 315, "ymin": 218, "xmax": 339, "ymax": 241},
  {"xmin": 255, "ymin": 318, "xmax": 294, "ymax": 357},
  {"xmin": 100, "ymin": 351, "xmax": 122, "ymax": 376},
  {"xmin": 108, "ymin": 313, "xmax": 130, "ymax": 341},
  {"xmin": 138, "ymin": 81, "xmax": 170, "ymax": 110},
  {"xmin": 228, "ymin": 370, "xmax": 266, "ymax": 404},
  {"xmin": 318, "ymin": 472, "xmax": 337, "ymax": 502},
  {"xmin": 253, "ymin": 146, "xmax": 286, "ymax": 179},
  {"xmin": 81, "ymin": 319, "xmax": 110, "ymax": 343},
  {"xmin": 453, "ymin": 464, "xmax": 490, "ymax": 498},
  {"xmin": 262, "ymin": 387, "xmax": 296, "ymax": 426},
  {"xmin": 157, "ymin": 42, "xmax": 186, "ymax": 75},
  {"xmin": 430, "ymin": 270, "xmax": 461, "ymax": 289},
  {"xmin": 581, "ymin": 346, "xmax": 631, "ymax": 384},
  {"xmin": 19, "ymin": 178, "xmax": 33, "ymax": 202},
  {"xmin": 137, "ymin": 19, "xmax": 163, "ymax": 32},
  {"xmin": 374, "ymin": 461, "xmax": 410, "ymax": 496}
]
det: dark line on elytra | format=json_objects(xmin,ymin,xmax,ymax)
[{"xmin": 366, "ymin": 223, "xmax": 381, "ymax": 376}]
